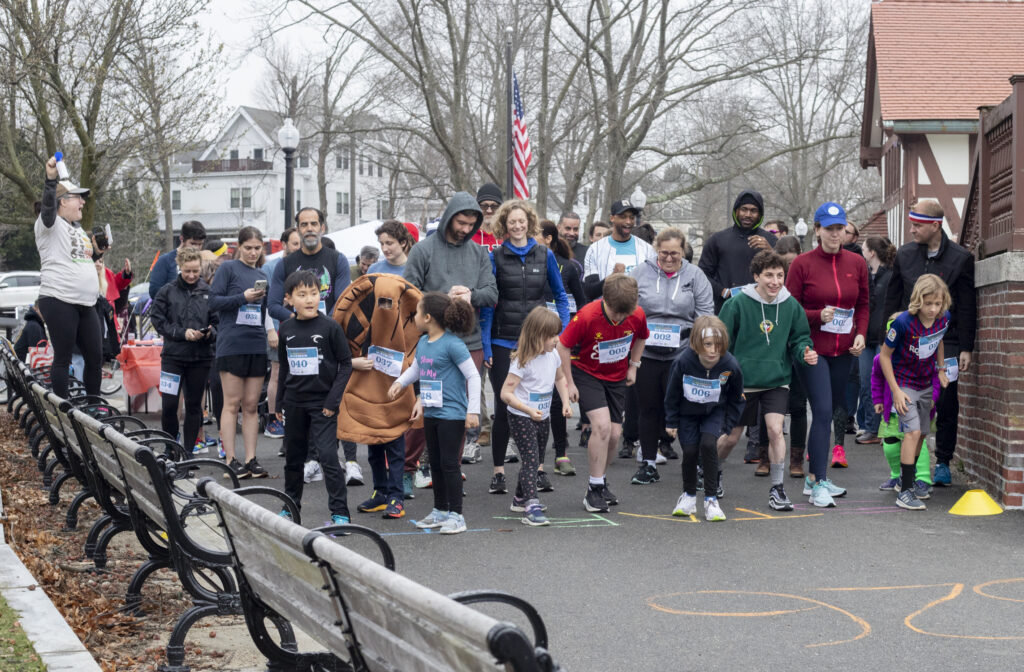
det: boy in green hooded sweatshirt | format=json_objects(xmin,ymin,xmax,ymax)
[{"xmin": 718, "ymin": 250, "xmax": 818, "ymax": 511}]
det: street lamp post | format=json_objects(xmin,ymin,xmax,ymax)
[
  {"xmin": 277, "ymin": 118, "xmax": 300, "ymax": 232},
  {"xmin": 630, "ymin": 185, "xmax": 647, "ymax": 224}
]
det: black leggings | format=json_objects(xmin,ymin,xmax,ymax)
[
  {"xmin": 36, "ymin": 296, "xmax": 102, "ymax": 398},
  {"xmin": 160, "ymin": 359, "xmax": 211, "ymax": 452},
  {"xmin": 488, "ymin": 345, "xmax": 513, "ymax": 467},
  {"xmin": 789, "ymin": 365, "xmax": 808, "ymax": 451},
  {"xmin": 797, "ymin": 353, "xmax": 852, "ymax": 480},
  {"xmin": 683, "ymin": 433, "xmax": 720, "ymax": 496},
  {"xmin": 425, "ymin": 417, "xmax": 465, "ymax": 515},
  {"xmin": 636, "ymin": 358, "xmax": 673, "ymax": 461},
  {"xmin": 549, "ymin": 393, "xmax": 568, "ymax": 459}
]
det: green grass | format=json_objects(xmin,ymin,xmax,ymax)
[{"xmin": 0, "ymin": 592, "xmax": 45, "ymax": 671}]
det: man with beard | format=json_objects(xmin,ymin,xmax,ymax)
[
  {"xmin": 698, "ymin": 189, "xmax": 777, "ymax": 314},
  {"xmin": 582, "ymin": 199, "xmax": 656, "ymax": 300},
  {"xmin": 269, "ymin": 208, "xmax": 351, "ymax": 322},
  {"xmin": 558, "ymin": 211, "xmax": 588, "ymax": 262}
]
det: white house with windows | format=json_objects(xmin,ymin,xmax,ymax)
[{"xmin": 163, "ymin": 106, "xmax": 397, "ymax": 241}]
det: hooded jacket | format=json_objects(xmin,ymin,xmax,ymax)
[
  {"xmin": 867, "ymin": 265, "xmax": 893, "ymax": 347},
  {"xmin": 718, "ymin": 285, "xmax": 813, "ymax": 389},
  {"xmin": 403, "ymin": 192, "xmax": 499, "ymax": 351},
  {"xmin": 631, "ymin": 258, "xmax": 715, "ymax": 360},
  {"xmin": 785, "ymin": 244, "xmax": 869, "ymax": 357},
  {"xmin": 883, "ymin": 230, "xmax": 976, "ymax": 353},
  {"xmin": 697, "ymin": 189, "xmax": 778, "ymax": 312},
  {"xmin": 14, "ymin": 307, "xmax": 47, "ymax": 362},
  {"xmin": 150, "ymin": 274, "xmax": 217, "ymax": 362},
  {"xmin": 664, "ymin": 347, "xmax": 745, "ymax": 433}
]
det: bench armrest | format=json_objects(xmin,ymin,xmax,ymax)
[
  {"xmin": 307, "ymin": 524, "xmax": 396, "ymax": 570},
  {"xmin": 447, "ymin": 590, "xmax": 549, "ymax": 649}
]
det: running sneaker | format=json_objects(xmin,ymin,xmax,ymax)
[
  {"xmin": 504, "ymin": 444, "xmax": 519, "ymax": 463},
  {"xmin": 630, "ymin": 463, "xmax": 660, "ymax": 485},
  {"xmin": 554, "ymin": 456, "xmax": 576, "ymax": 476},
  {"xmin": 383, "ymin": 498, "xmax": 405, "ymax": 518},
  {"xmin": 415, "ymin": 509, "xmax": 448, "ymax": 529},
  {"xmin": 536, "ymin": 470, "xmax": 554, "ymax": 492},
  {"xmin": 672, "ymin": 493, "xmax": 697, "ymax": 517},
  {"xmin": 303, "ymin": 460, "xmax": 323, "ymax": 483},
  {"xmin": 601, "ymin": 479, "xmax": 619, "ymax": 506},
  {"xmin": 357, "ymin": 490, "xmax": 388, "ymax": 513},
  {"xmin": 345, "ymin": 461, "xmax": 364, "ymax": 486},
  {"xmin": 489, "ymin": 472, "xmax": 507, "ymax": 494},
  {"xmin": 659, "ymin": 441, "xmax": 679, "ymax": 460},
  {"xmin": 704, "ymin": 497, "xmax": 726, "ymax": 521},
  {"xmin": 618, "ymin": 438, "xmax": 638, "ymax": 459},
  {"xmin": 896, "ymin": 488, "xmax": 926, "ymax": 510},
  {"xmin": 414, "ymin": 466, "xmax": 432, "ymax": 489},
  {"xmin": 462, "ymin": 440, "xmax": 482, "ymax": 464},
  {"xmin": 192, "ymin": 440, "xmax": 209, "ymax": 455},
  {"xmin": 331, "ymin": 514, "xmax": 351, "ymax": 525},
  {"xmin": 831, "ymin": 445, "xmax": 848, "ymax": 468},
  {"xmin": 277, "ymin": 445, "xmax": 286, "ymax": 457},
  {"xmin": 933, "ymin": 462, "xmax": 952, "ymax": 486},
  {"xmin": 246, "ymin": 458, "xmax": 268, "ymax": 478},
  {"xmin": 439, "ymin": 512, "xmax": 467, "ymax": 534},
  {"xmin": 809, "ymin": 481, "xmax": 836, "ymax": 508},
  {"xmin": 803, "ymin": 476, "xmax": 846, "ymax": 498},
  {"xmin": 511, "ymin": 496, "xmax": 548, "ymax": 512},
  {"xmin": 855, "ymin": 433, "xmax": 881, "ymax": 445},
  {"xmin": 217, "ymin": 441, "xmax": 226, "ymax": 460},
  {"xmin": 879, "ymin": 477, "xmax": 901, "ymax": 491},
  {"xmin": 768, "ymin": 484, "xmax": 793, "ymax": 511},
  {"xmin": 584, "ymin": 486, "xmax": 609, "ymax": 513},
  {"xmin": 263, "ymin": 418, "xmax": 284, "ymax": 438},
  {"xmin": 403, "ymin": 472, "xmax": 415, "ymax": 499},
  {"xmin": 278, "ymin": 508, "xmax": 292, "ymax": 520},
  {"xmin": 522, "ymin": 501, "xmax": 550, "ymax": 527},
  {"xmin": 913, "ymin": 480, "xmax": 932, "ymax": 500}
]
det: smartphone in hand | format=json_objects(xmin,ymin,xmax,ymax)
[{"xmin": 253, "ymin": 279, "xmax": 268, "ymax": 292}]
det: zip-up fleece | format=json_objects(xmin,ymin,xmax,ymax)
[
  {"xmin": 631, "ymin": 258, "xmax": 715, "ymax": 360},
  {"xmin": 785, "ymin": 245, "xmax": 869, "ymax": 357},
  {"xmin": 665, "ymin": 348, "xmax": 745, "ymax": 434},
  {"xmin": 718, "ymin": 285, "xmax": 813, "ymax": 389}
]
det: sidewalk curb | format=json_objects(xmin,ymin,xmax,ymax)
[{"xmin": 0, "ymin": 487, "xmax": 102, "ymax": 672}]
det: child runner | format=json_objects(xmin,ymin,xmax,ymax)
[
  {"xmin": 879, "ymin": 274, "xmax": 951, "ymax": 510},
  {"xmin": 389, "ymin": 292, "xmax": 481, "ymax": 534},
  {"xmin": 275, "ymin": 270, "xmax": 353, "ymax": 525},
  {"xmin": 872, "ymin": 314, "xmax": 938, "ymax": 494},
  {"xmin": 557, "ymin": 273, "xmax": 649, "ymax": 513},
  {"xmin": 664, "ymin": 315, "xmax": 745, "ymax": 521},
  {"xmin": 718, "ymin": 251, "xmax": 818, "ymax": 509},
  {"xmin": 499, "ymin": 306, "xmax": 572, "ymax": 526}
]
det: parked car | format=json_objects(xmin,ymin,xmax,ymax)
[{"xmin": 0, "ymin": 271, "xmax": 41, "ymax": 318}]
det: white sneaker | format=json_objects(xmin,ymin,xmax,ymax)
[
  {"xmin": 655, "ymin": 451, "xmax": 667, "ymax": 465},
  {"xmin": 414, "ymin": 468, "xmax": 432, "ymax": 489},
  {"xmin": 462, "ymin": 441, "xmax": 482, "ymax": 464},
  {"xmin": 415, "ymin": 508, "xmax": 449, "ymax": 529},
  {"xmin": 704, "ymin": 497, "xmax": 726, "ymax": 522},
  {"xmin": 345, "ymin": 461, "xmax": 364, "ymax": 485},
  {"xmin": 672, "ymin": 493, "xmax": 697, "ymax": 517},
  {"xmin": 439, "ymin": 512, "xmax": 467, "ymax": 534},
  {"xmin": 303, "ymin": 460, "xmax": 323, "ymax": 483},
  {"xmin": 809, "ymin": 482, "xmax": 836, "ymax": 508}
]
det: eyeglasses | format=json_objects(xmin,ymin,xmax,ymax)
[
  {"xmin": 480, "ymin": 203, "xmax": 498, "ymax": 212},
  {"xmin": 657, "ymin": 250, "xmax": 682, "ymax": 258}
]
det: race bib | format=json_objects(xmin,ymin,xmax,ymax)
[
  {"xmin": 318, "ymin": 300, "xmax": 327, "ymax": 315},
  {"xmin": 917, "ymin": 327, "xmax": 947, "ymax": 360},
  {"xmin": 648, "ymin": 323, "xmax": 681, "ymax": 348},
  {"xmin": 421, "ymin": 380, "xmax": 443, "ymax": 407},
  {"xmin": 529, "ymin": 391, "xmax": 552, "ymax": 413},
  {"xmin": 287, "ymin": 347, "xmax": 319, "ymax": 376},
  {"xmin": 945, "ymin": 357, "xmax": 959, "ymax": 382},
  {"xmin": 821, "ymin": 307, "xmax": 854, "ymax": 334},
  {"xmin": 159, "ymin": 371, "xmax": 181, "ymax": 395},
  {"xmin": 597, "ymin": 335, "xmax": 632, "ymax": 364},
  {"xmin": 568, "ymin": 296, "xmax": 578, "ymax": 314},
  {"xmin": 729, "ymin": 286, "xmax": 744, "ymax": 297},
  {"xmin": 683, "ymin": 375, "xmax": 721, "ymax": 404},
  {"xmin": 236, "ymin": 304, "xmax": 261, "ymax": 326},
  {"xmin": 546, "ymin": 301, "xmax": 558, "ymax": 314},
  {"xmin": 613, "ymin": 254, "xmax": 638, "ymax": 274},
  {"xmin": 369, "ymin": 345, "xmax": 403, "ymax": 377}
]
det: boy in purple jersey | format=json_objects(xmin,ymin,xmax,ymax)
[{"xmin": 879, "ymin": 274, "xmax": 951, "ymax": 510}]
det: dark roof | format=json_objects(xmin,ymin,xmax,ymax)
[{"xmin": 240, "ymin": 106, "xmax": 282, "ymax": 141}]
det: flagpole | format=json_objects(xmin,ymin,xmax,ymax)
[{"xmin": 505, "ymin": 26, "xmax": 514, "ymax": 200}]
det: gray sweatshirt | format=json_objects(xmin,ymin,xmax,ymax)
[
  {"xmin": 631, "ymin": 258, "xmax": 715, "ymax": 360},
  {"xmin": 403, "ymin": 191, "xmax": 499, "ymax": 351}
]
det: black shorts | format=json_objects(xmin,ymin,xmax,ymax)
[
  {"xmin": 573, "ymin": 367, "xmax": 626, "ymax": 423},
  {"xmin": 738, "ymin": 387, "xmax": 789, "ymax": 427},
  {"xmin": 217, "ymin": 353, "xmax": 269, "ymax": 379}
]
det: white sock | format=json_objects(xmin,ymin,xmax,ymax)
[
  {"xmin": 645, "ymin": 459, "xmax": 657, "ymax": 467},
  {"xmin": 589, "ymin": 476, "xmax": 605, "ymax": 487}
]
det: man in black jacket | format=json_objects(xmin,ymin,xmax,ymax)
[{"xmin": 883, "ymin": 199, "xmax": 977, "ymax": 486}]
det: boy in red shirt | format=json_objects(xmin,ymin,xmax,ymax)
[{"xmin": 557, "ymin": 273, "xmax": 649, "ymax": 512}]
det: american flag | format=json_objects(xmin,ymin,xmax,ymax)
[{"xmin": 512, "ymin": 72, "xmax": 532, "ymax": 199}]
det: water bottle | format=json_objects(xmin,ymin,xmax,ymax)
[{"xmin": 54, "ymin": 151, "xmax": 69, "ymax": 180}]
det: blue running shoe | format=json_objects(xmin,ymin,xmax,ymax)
[
  {"xmin": 331, "ymin": 514, "xmax": 350, "ymax": 525},
  {"xmin": 933, "ymin": 463, "xmax": 951, "ymax": 486},
  {"xmin": 879, "ymin": 477, "xmax": 901, "ymax": 491},
  {"xmin": 278, "ymin": 508, "xmax": 292, "ymax": 520}
]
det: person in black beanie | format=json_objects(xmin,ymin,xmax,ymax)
[{"xmin": 697, "ymin": 189, "xmax": 778, "ymax": 314}]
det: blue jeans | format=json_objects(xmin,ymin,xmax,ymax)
[
  {"xmin": 856, "ymin": 347, "xmax": 880, "ymax": 435},
  {"xmin": 367, "ymin": 436, "xmax": 406, "ymax": 502}
]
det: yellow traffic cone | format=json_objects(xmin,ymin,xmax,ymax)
[{"xmin": 948, "ymin": 489, "xmax": 1003, "ymax": 516}]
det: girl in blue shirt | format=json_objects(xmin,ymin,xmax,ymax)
[{"xmin": 389, "ymin": 292, "xmax": 481, "ymax": 534}]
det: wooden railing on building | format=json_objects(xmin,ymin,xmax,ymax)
[{"xmin": 960, "ymin": 75, "xmax": 1024, "ymax": 256}]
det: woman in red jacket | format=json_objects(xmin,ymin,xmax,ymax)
[{"xmin": 786, "ymin": 202, "xmax": 869, "ymax": 507}]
